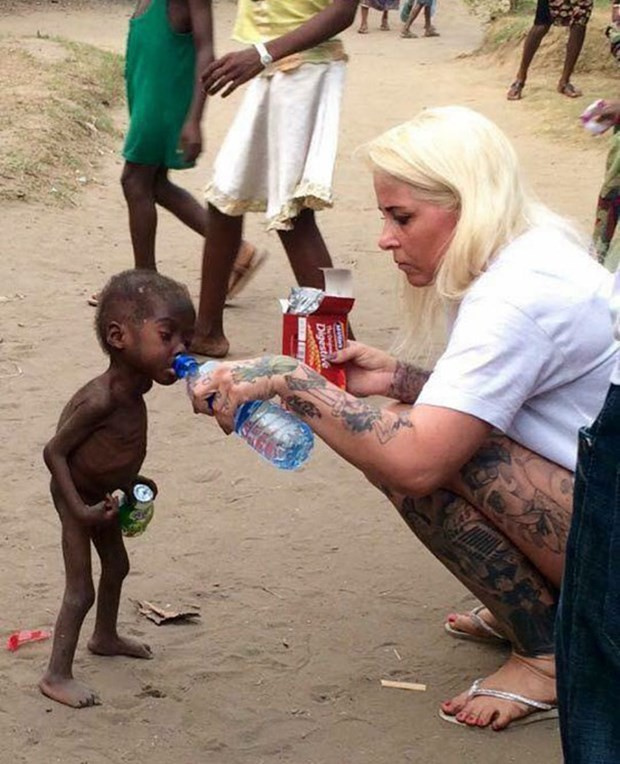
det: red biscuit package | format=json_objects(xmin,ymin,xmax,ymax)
[{"xmin": 281, "ymin": 269, "xmax": 354, "ymax": 389}]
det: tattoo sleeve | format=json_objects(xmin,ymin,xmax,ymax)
[
  {"xmin": 282, "ymin": 365, "xmax": 413, "ymax": 445},
  {"xmin": 232, "ymin": 356, "xmax": 298, "ymax": 383},
  {"xmin": 387, "ymin": 361, "xmax": 430, "ymax": 404}
]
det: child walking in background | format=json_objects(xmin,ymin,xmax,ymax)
[
  {"xmin": 90, "ymin": 0, "xmax": 260, "ymax": 307},
  {"xmin": 358, "ymin": 0, "xmax": 400, "ymax": 34},
  {"xmin": 401, "ymin": 0, "xmax": 439, "ymax": 38},
  {"xmin": 40, "ymin": 271, "xmax": 195, "ymax": 708},
  {"xmin": 191, "ymin": 0, "xmax": 358, "ymax": 358}
]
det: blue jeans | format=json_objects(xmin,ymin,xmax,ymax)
[{"xmin": 556, "ymin": 384, "xmax": 620, "ymax": 763}]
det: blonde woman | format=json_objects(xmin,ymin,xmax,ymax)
[{"xmin": 189, "ymin": 107, "xmax": 617, "ymax": 730}]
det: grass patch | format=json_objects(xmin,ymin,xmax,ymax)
[{"xmin": 0, "ymin": 35, "xmax": 124, "ymax": 205}]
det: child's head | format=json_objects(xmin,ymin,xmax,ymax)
[{"xmin": 95, "ymin": 270, "xmax": 196, "ymax": 385}]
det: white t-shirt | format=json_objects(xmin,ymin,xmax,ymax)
[
  {"xmin": 611, "ymin": 268, "xmax": 620, "ymax": 384},
  {"xmin": 416, "ymin": 226, "xmax": 618, "ymax": 471}
]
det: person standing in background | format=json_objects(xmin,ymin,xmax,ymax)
[
  {"xmin": 191, "ymin": 0, "xmax": 358, "ymax": 358},
  {"xmin": 506, "ymin": 0, "xmax": 592, "ymax": 101},
  {"xmin": 89, "ymin": 0, "xmax": 260, "ymax": 308},
  {"xmin": 358, "ymin": 0, "xmax": 400, "ymax": 33}
]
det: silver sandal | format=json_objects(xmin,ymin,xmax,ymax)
[
  {"xmin": 439, "ymin": 678, "xmax": 559, "ymax": 728},
  {"xmin": 444, "ymin": 604, "xmax": 509, "ymax": 646}
]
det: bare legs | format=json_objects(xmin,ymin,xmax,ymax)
[
  {"xmin": 508, "ymin": 22, "xmax": 586, "ymax": 100},
  {"xmin": 192, "ymin": 207, "xmax": 335, "ymax": 357},
  {"xmin": 121, "ymin": 163, "xmax": 208, "ymax": 270},
  {"xmin": 558, "ymin": 23, "xmax": 586, "ymax": 96},
  {"xmin": 402, "ymin": 2, "xmax": 422, "ymax": 35},
  {"xmin": 358, "ymin": 6, "xmax": 390, "ymax": 32},
  {"xmin": 87, "ymin": 524, "xmax": 152, "ymax": 660},
  {"xmin": 40, "ymin": 505, "xmax": 150, "ymax": 709},
  {"xmin": 192, "ymin": 204, "xmax": 243, "ymax": 358},
  {"xmin": 121, "ymin": 163, "xmax": 160, "ymax": 270},
  {"xmin": 383, "ymin": 435, "xmax": 572, "ymax": 729},
  {"xmin": 40, "ymin": 514, "xmax": 98, "ymax": 708},
  {"xmin": 276, "ymin": 209, "xmax": 333, "ymax": 289},
  {"xmin": 358, "ymin": 5, "xmax": 369, "ymax": 32}
]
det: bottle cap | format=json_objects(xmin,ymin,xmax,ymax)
[{"xmin": 173, "ymin": 353, "xmax": 199, "ymax": 379}]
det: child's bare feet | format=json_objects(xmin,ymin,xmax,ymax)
[
  {"xmin": 87, "ymin": 634, "xmax": 152, "ymax": 659},
  {"xmin": 190, "ymin": 333, "xmax": 230, "ymax": 358},
  {"xmin": 440, "ymin": 654, "xmax": 557, "ymax": 730},
  {"xmin": 39, "ymin": 674, "xmax": 101, "ymax": 708}
]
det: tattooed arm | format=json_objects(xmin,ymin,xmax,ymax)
[
  {"xmin": 328, "ymin": 341, "xmax": 430, "ymax": 403},
  {"xmin": 192, "ymin": 355, "xmax": 492, "ymax": 496}
]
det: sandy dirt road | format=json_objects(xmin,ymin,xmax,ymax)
[{"xmin": 0, "ymin": 2, "xmax": 607, "ymax": 762}]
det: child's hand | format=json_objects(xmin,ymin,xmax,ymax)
[
  {"xmin": 201, "ymin": 49, "xmax": 264, "ymax": 98},
  {"xmin": 179, "ymin": 119, "xmax": 202, "ymax": 163},
  {"xmin": 83, "ymin": 494, "xmax": 119, "ymax": 526}
]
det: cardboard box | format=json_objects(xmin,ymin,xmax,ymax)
[{"xmin": 281, "ymin": 269, "xmax": 354, "ymax": 389}]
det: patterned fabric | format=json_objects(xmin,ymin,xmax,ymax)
[
  {"xmin": 593, "ymin": 130, "xmax": 620, "ymax": 273},
  {"xmin": 361, "ymin": 0, "xmax": 400, "ymax": 9},
  {"xmin": 547, "ymin": 0, "xmax": 592, "ymax": 27}
]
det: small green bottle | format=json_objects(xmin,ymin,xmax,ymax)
[{"xmin": 118, "ymin": 482, "xmax": 156, "ymax": 537}]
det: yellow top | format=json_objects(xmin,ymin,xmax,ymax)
[{"xmin": 232, "ymin": 0, "xmax": 347, "ymax": 71}]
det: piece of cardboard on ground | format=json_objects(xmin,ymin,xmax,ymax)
[{"xmin": 134, "ymin": 599, "xmax": 201, "ymax": 626}]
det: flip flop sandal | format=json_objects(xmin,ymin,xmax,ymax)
[
  {"xmin": 87, "ymin": 292, "xmax": 99, "ymax": 307},
  {"xmin": 438, "ymin": 679, "xmax": 559, "ymax": 728},
  {"xmin": 226, "ymin": 248, "xmax": 269, "ymax": 300},
  {"xmin": 507, "ymin": 80, "xmax": 525, "ymax": 101},
  {"xmin": 357, "ymin": 26, "xmax": 369, "ymax": 34},
  {"xmin": 401, "ymin": 28, "xmax": 417, "ymax": 37},
  {"xmin": 444, "ymin": 605, "xmax": 509, "ymax": 646},
  {"xmin": 424, "ymin": 27, "xmax": 440, "ymax": 36},
  {"xmin": 559, "ymin": 82, "xmax": 582, "ymax": 98}
]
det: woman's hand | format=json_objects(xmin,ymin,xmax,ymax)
[
  {"xmin": 191, "ymin": 356, "xmax": 299, "ymax": 432},
  {"xmin": 329, "ymin": 341, "xmax": 397, "ymax": 398}
]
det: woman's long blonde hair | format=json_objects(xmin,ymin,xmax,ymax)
[{"xmin": 363, "ymin": 106, "xmax": 576, "ymax": 365}]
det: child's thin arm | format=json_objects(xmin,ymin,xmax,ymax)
[
  {"xmin": 202, "ymin": 0, "xmax": 359, "ymax": 97},
  {"xmin": 180, "ymin": 0, "xmax": 215, "ymax": 162},
  {"xmin": 43, "ymin": 396, "xmax": 116, "ymax": 525}
]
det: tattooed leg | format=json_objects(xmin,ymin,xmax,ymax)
[
  {"xmin": 391, "ymin": 489, "xmax": 557, "ymax": 729},
  {"xmin": 449, "ymin": 435, "xmax": 573, "ymax": 588},
  {"xmin": 395, "ymin": 490, "xmax": 556, "ymax": 655}
]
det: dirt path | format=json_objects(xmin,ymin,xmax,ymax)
[{"xmin": 0, "ymin": 2, "xmax": 606, "ymax": 763}]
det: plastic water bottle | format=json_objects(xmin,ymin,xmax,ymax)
[{"xmin": 173, "ymin": 354, "xmax": 314, "ymax": 470}]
